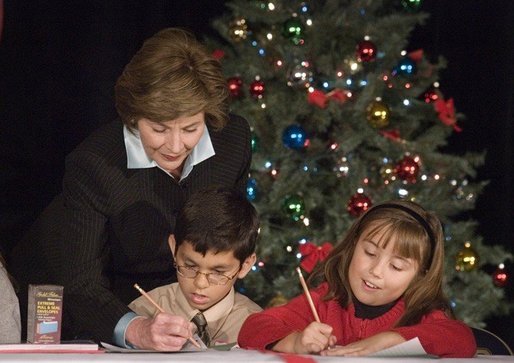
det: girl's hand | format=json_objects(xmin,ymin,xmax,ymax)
[
  {"xmin": 320, "ymin": 331, "xmax": 405, "ymax": 357},
  {"xmin": 292, "ymin": 322, "xmax": 337, "ymax": 354}
]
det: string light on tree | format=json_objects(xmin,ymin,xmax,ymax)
[
  {"xmin": 287, "ymin": 61, "xmax": 313, "ymax": 88},
  {"xmin": 246, "ymin": 177, "xmax": 258, "ymax": 201},
  {"xmin": 229, "ymin": 18, "xmax": 249, "ymax": 41},
  {"xmin": 251, "ymin": 132, "xmax": 260, "ymax": 152},
  {"xmin": 333, "ymin": 156, "xmax": 350, "ymax": 178}
]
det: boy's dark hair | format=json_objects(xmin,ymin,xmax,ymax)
[{"xmin": 174, "ymin": 186, "xmax": 259, "ymax": 263}]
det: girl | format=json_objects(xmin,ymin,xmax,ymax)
[{"xmin": 238, "ymin": 201, "xmax": 476, "ymax": 358}]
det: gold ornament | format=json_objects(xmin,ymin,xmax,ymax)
[
  {"xmin": 266, "ymin": 293, "xmax": 289, "ymax": 308},
  {"xmin": 455, "ymin": 242, "xmax": 479, "ymax": 272},
  {"xmin": 366, "ymin": 100, "xmax": 390, "ymax": 128},
  {"xmin": 229, "ymin": 18, "xmax": 248, "ymax": 42},
  {"xmin": 379, "ymin": 162, "xmax": 396, "ymax": 184}
]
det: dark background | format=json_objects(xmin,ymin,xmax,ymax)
[{"xmin": 1, "ymin": 0, "xmax": 512, "ymax": 349}]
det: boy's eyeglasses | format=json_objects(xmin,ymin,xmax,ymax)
[{"xmin": 174, "ymin": 262, "xmax": 241, "ymax": 285}]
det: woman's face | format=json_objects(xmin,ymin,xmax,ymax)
[
  {"xmin": 348, "ymin": 228, "xmax": 419, "ymax": 306},
  {"xmin": 137, "ymin": 112, "xmax": 205, "ymax": 178}
]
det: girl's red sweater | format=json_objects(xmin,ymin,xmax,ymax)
[{"xmin": 238, "ymin": 283, "xmax": 476, "ymax": 358}]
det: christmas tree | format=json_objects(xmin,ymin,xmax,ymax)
[{"xmin": 209, "ymin": 0, "xmax": 512, "ymax": 326}]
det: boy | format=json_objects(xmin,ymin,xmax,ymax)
[{"xmin": 117, "ymin": 186, "xmax": 261, "ymax": 350}]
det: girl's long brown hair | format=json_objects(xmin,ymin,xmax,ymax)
[{"xmin": 308, "ymin": 200, "xmax": 452, "ymax": 327}]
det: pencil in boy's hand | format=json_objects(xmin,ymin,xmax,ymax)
[
  {"xmin": 295, "ymin": 267, "xmax": 321, "ymax": 323},
  {"xmin": 133, "ymin": 283, "xmax": 202, "ymax": 349}
]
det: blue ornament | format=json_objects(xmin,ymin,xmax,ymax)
[
  {"xmin": 282, "ymin": 124, "xmax": 308, "ymax": 150},
  {"xmin": 394, "ymin": 57, "xmax": 417, "ymax": 76},
  {"xmin": 246, "ymin": 178, "xmax": 258, "ymax": 201}
]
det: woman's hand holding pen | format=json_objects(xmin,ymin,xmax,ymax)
[{"xmin": 125, "ymin": 313, "xmax": 195, "ymax": 351}]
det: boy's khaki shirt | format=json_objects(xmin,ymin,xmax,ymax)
[{"xmin": 129, "ymin": 282, "xmax": 261, "ymax": 346}]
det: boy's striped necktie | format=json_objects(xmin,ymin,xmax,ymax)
[{"xmin": 192, "ymin": 312, "xmax": 210, "ymax": 347}]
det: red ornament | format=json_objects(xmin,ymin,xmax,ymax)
[
  {"xmin": 249, "ymin": 79, "xmax": 265, "ymax": 98},
  {"xmin": 394, "ymin": 155, "xmax": 420, "ymax": 183},
  {"xmin": 347, "ymin": 193, "xmax": 372, "ymax": 217},
  {"xmin": 211, "ymin": 49, "xmax": 225, "ymax": 60},
  {"xmin": 227, "ymin": 77, "xmax": 243, "ymax": 98},
  {"xmin": 423, "ymin": 89, "xmax": 440, "ymax": 103},
  {"xmin": 299, "ymin": 242, "xmax": 333, "ymax": 273},
  {"xmin": 356, "ymin": 40, "xmax": 377, "ymax": 62},
  {"xmin": 493, "ymin": 266, "xmax": 508, "ymax": 287}
]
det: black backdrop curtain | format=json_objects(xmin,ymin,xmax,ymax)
[{"xmin": 1, "ymin": 0, "xmax": 513, "ymax": 348}]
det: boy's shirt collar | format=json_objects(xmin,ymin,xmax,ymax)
[{"xmin": 123, "ymin": 125, "xmax": 215, "ymax": 181}]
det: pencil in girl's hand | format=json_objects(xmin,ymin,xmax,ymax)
[
  {"xmin": 295, "ymin": 267, "xmax": 321, "ymax": 323},
  {"xmin": 133, "ymin": 283, "xmax": 202, "ymax": 349}
]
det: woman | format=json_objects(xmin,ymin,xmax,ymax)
[{"xmin": 10, "ymin": 28, "xmax": 251, "ymax": 344}]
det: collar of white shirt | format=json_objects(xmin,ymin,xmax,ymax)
[{"xmin": 123, "ymin": 125, "xmax": 215, "ymax": 181}]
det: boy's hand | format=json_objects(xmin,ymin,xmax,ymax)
[
  {"xmin": 320, "ymin": 331, "xmax": 405, "ymax": 356},
  {"xmin": 126, "ymin": 313, "xmax": 195, "ymax": 351}
]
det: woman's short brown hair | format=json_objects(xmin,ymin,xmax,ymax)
[{"xmin": 115, "ymin": 28, "xmax": 229, "ymax": 131}]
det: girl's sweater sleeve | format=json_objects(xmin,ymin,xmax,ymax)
[
  {"xmin": 238, "ymin": 286, "xmax": 327, "ymax": 350},
  {"xmin": 392, "ymin": 310, "xmax": 476, "ymax": 358}
]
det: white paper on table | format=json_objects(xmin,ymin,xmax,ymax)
[
  {"xmin": 369, "ymin": 337, "xmax": 436, "ymax": 357},
  {"xmin": 101, "ymin": 334, "xmax": 207, "ymax": 353}
]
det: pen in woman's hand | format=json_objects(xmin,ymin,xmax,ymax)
[{"xmin": 133, "ymin": 283, "xmax": 202, "ymax": 349}]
